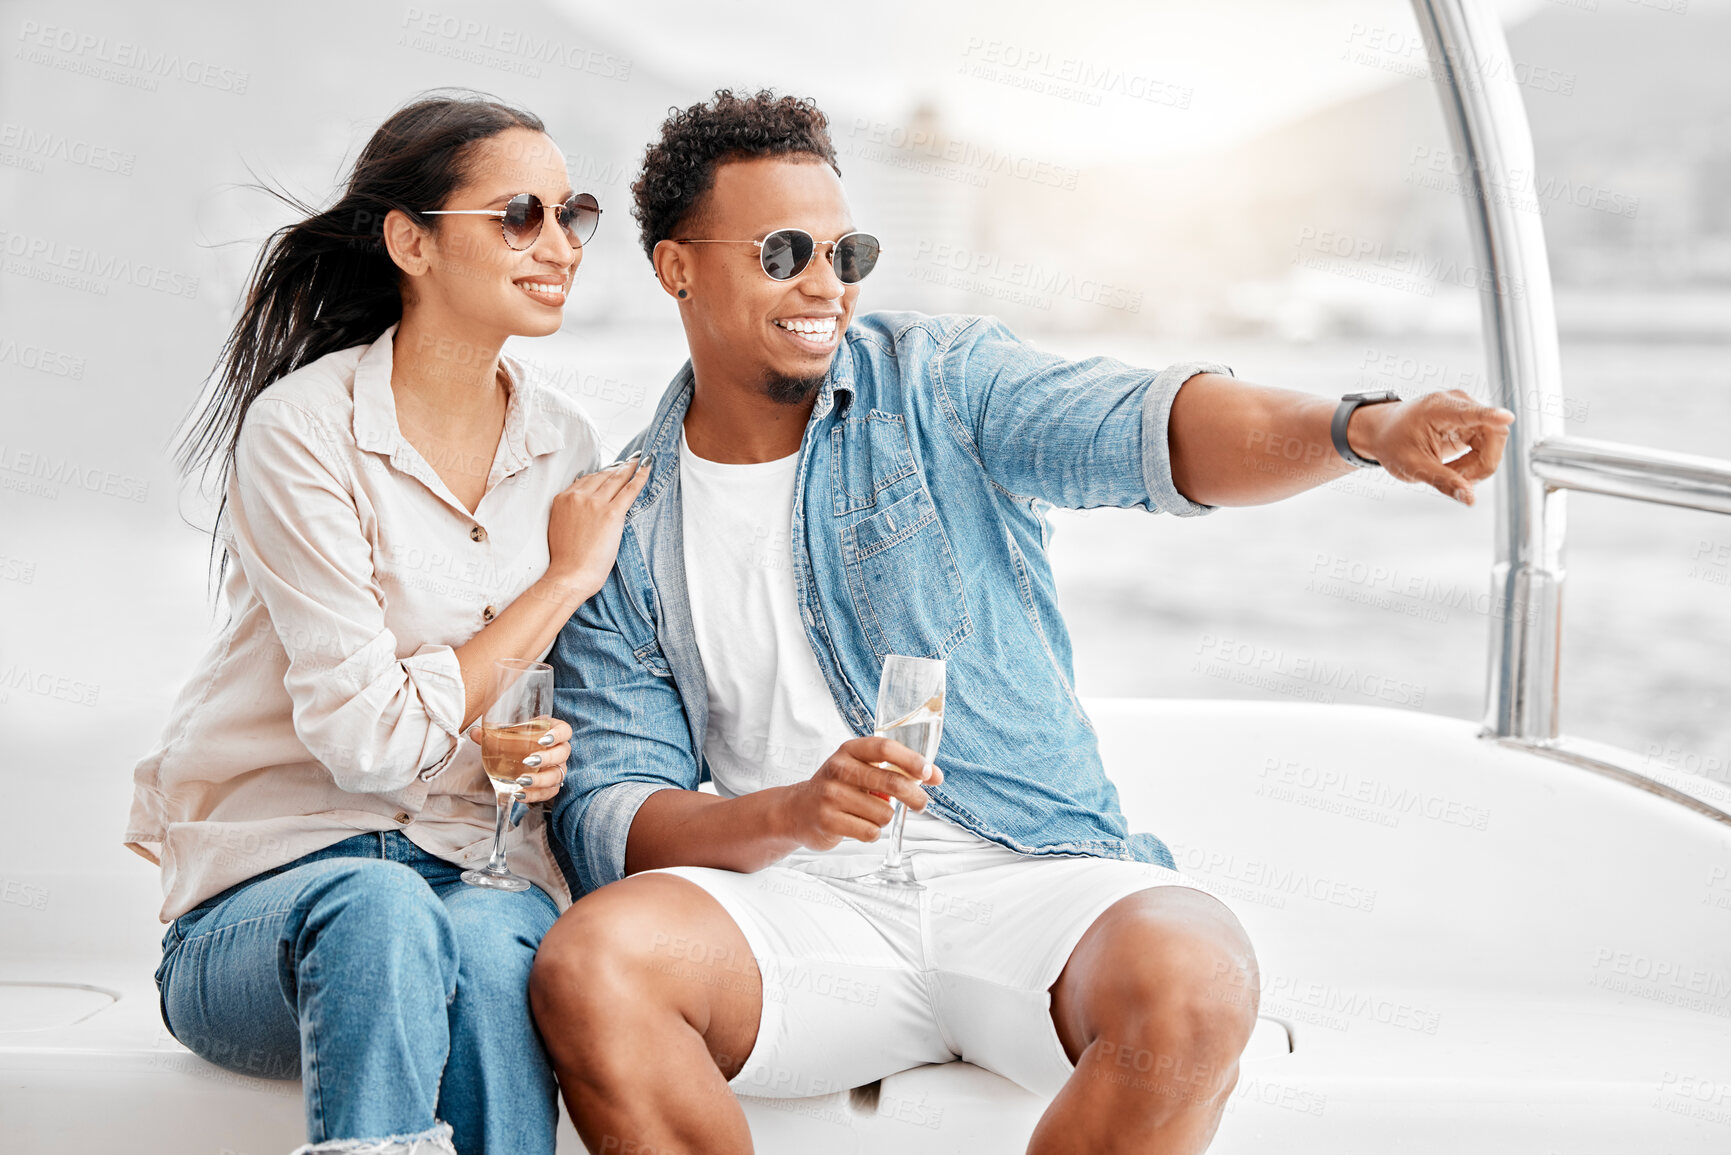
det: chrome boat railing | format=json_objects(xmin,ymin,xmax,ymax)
[{"xmin": 1411, "ymin": 0, "xmax": 1731, "ymax": 826}]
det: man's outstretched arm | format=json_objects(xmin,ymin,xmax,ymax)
[{"xmin": 1167, "ymin": 374, "xmax": 1515, "ymax": 508}]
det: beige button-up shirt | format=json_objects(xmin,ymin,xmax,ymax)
[{"xmin": 126, "ymin": 326, "xmax": 599, "ymax": 921}]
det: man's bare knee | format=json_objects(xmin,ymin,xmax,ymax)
[
  {"xmin": 1056, "ymin": 887, "xmax": 1259, "ymax": 1066},
  {"xmin": 530, "ymin": 873, "xmax": 763, "ymax": 1077}
]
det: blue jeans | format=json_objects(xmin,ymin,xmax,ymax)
[{"xmin": 155, "ymin": 831, "xmax": 559, "ymax": 1153}]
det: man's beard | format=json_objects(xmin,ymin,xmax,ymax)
[{"xmin": 761, "ymin": 370, "xmax": 826, "ymax": 406}]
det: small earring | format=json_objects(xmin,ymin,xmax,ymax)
[{"xmin": 677, "ymin": 289, "xmax": 688, "ymax": 299}]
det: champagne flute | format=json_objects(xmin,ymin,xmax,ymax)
[
  {"xmin": 862, "ymin": 654, "xmax": 946, "ymax": 889},
  {"xmin": 461, "ymin": 658, "xmax": 553, "ymax": 892}
]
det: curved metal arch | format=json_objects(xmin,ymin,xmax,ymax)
[
  {"xmin": 1411, "ymin": 0, "xmax": 1731, "ymax": 827},
  {"xmin": 1409, "ymin": 0, "xmax": 1566, "ymax": 745}
]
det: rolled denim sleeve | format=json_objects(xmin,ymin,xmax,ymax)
[
  {"xmin": 1141, "ymin": 358, "xmax": 1234, "ymax": 516},
  {"xmin": 933, "ymin": 315, "xmax": 1229, "ymax": 515},
  {"xmin": 547, "ymin": 568, "xmax": 699, "ymax": 895},
  {"xmin": 229, "ymin": 400, "xmax": 465, "ymax": 793}
]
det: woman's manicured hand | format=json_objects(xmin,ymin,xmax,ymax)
[
  {"xmin": 545, "ymin": 455, "xmax": 652, "ymax": 599},
  {"xmin": 466, "ymin": 716, "xmax": 571, "ymax": 804}
]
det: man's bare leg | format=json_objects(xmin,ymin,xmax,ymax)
[
  {"xmin": 529, "ymin": 873, "xmax": 763, "ymax": 1155},
  {"xmin": 1029, "ymin": 887, "xmax": 1260, "ymax": 1155}
]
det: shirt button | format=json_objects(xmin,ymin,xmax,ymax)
[
  {"xmin": 482, "ymin": 604, "xmax": 498, "ymax": 622},
  {"xmin": 394, "ymin": 811, "xmax": 411, "ymax": 824},
  {"xmin": 469, "ymin": 525, "xmax": 487, "ymax": 543}
]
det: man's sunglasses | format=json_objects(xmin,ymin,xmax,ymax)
[
  {"xmin": 672, "ymin": 228, "xmax": 881, "ymax": 284},
  {"xmin": 422, "ymin": 192, "xmax": 602, "ymax": 250}
]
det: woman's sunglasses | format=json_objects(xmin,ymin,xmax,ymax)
[
  {"xmin": 422, "ymin": 192, "xmax": 602, "ymax": 251},
  {"xmin": 672, "ymin": 228, "xmax": 881, "ymax": 284}
]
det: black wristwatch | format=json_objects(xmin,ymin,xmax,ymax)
[{"xmin": 1330, "ymin": 391, "xmax": 1401, "ymax": 468}]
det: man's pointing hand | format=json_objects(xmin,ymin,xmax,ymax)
[{"xmin": 1347, "ymin": 390, "xmax": 1516, "ymax": 505}]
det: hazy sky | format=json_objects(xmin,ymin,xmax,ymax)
[{"xmin": 568, "ymin": 0, "xmax": 1578, "ymax": 165}]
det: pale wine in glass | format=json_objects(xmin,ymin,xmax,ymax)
[{"xmin": 461, "ymin": 658, "xmax": 553, "ymax": 892}]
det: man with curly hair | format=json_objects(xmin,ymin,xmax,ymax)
[{"xmin": 533, "ymin": 89, "xmax": 1512, "ymax": 1153}]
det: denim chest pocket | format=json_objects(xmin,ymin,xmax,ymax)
[
  {"xmin": 831, "ymin": 410, "xmax": 918, "ymax": 515},
  {"xmin": 834, "ymin": 416, "xmax": 973, "ymax": 661}
]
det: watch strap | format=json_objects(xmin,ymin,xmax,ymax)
[{"xmin": 1331, "ymin": 391, "xmax": 1400, "ymax": 468}]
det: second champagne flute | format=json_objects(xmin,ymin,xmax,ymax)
[{"xmin": 461, "ymin": 658, "xmax": 553, "ymax": 892}]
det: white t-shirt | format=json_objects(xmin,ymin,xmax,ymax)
[{"xmin": 679, "ymin": 431, "xmax": 1006, "ymax": 871}]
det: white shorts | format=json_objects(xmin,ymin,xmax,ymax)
[{"xmin": 649, "ymin": 839, "xmax": 1206, "ymax": 1100}]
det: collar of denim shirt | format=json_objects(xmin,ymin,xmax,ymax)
[{"xmin": 622, "ymin": 331, "xmax": 858, "ymax": 521}]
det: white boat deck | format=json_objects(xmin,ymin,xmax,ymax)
[{"xmin": 5, "ymin": 699, "xmax": 1730, "ymax": 1152}]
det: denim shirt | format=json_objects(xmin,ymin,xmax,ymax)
[{"xmin": 547, "ymin": 311, "xmax": 1229, "ymax": 896}]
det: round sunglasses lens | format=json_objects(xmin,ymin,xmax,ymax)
[
  {"xmin": 501, "ymin": 194, "xmax": 543, "ymax": 249},
  {"xmin": 561, "ymin": 193, "xmax": 600, "ymax": 245},
  {"xmin": 835, "ymin": 234, "xmax": 881, "ymax": 284},
  {"xmin": 760, "ymin": 230, "xmax": 813, "ymax": 280}
]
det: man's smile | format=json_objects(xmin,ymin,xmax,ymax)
[{"xmin": 772, "ymin": 314, "xmax": 840, "ymax": 352}]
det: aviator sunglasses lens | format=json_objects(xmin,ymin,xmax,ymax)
[
  {"xmin": 760, "ymin": 229, "xmax": 815, "ymax": 280},
  {"xmin": 835, "ymin": 233, "xmax": 881, "ymax": 284}
]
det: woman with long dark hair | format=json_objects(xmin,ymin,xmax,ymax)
[{"xmin": 125, "ymin": 93, "xmax": 646, "ymax": 1154}]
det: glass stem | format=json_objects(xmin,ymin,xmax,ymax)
[
  {"xmin": 883, "ymin": 798, "xmax": 909, "ymax": 869},
  {"xmin": 487, "ymin": 790, "xmax": 512, "ymax": 873}
]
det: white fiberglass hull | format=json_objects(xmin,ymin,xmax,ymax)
[{"xmin": 4, "ymin": 699, "xmax": 1728, "ymax": 1152}]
